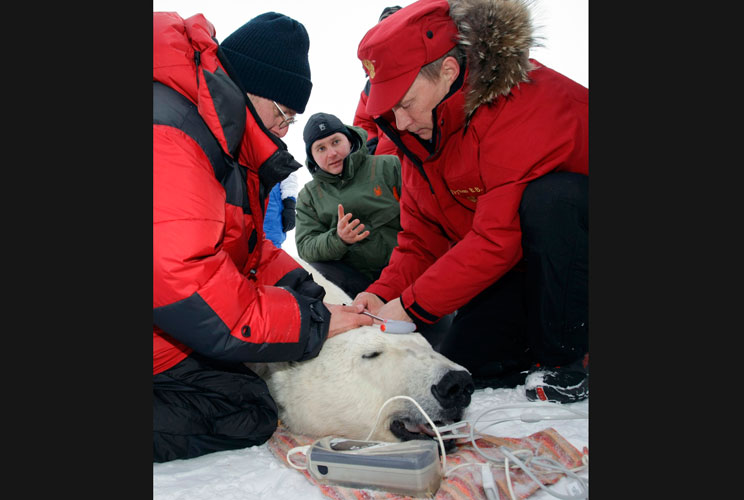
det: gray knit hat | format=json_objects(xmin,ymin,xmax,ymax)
[{"xmin": 220, "ymin": 12, "xmax": 312, "ymax": 113}]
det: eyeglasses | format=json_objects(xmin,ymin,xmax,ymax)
[{"xmin": 273, "ymin": 101, "xmax": 297, "ymax": 129}]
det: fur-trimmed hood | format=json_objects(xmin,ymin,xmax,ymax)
[{"xmin": 448, "ymin": 0, "xmax": 538, "ymax": 117}]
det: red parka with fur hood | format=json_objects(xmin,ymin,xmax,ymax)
[
  {"xmin": 153, "ymin": 12, "xmax": 329, "ymax": 375},
  {"xmin": 363, "ymin": 0, "xmax": 588, "ymax": 325}
]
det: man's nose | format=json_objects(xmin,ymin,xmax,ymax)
[
  {"xmin": 272, "ymin": 126, "xmax": 289, "ymax": 138},
  {"xmin": 394, "ymin": 109, "xmax": 410, "ymax": 131}
]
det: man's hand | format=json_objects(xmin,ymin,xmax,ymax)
[
  {"xmin": 376, "ymin": 297, "xmax": 413, "ymax": 323},
  {"xmin": 325, "ymin": 302, "xmax": 374, "ymax": 338},
  {"xmin": 337, "ymin": 204, "xmax": 370, "ymax": 244},
  {"xmin": 352, "ymin": 291, "xmax": 385, "ymax": 315}
]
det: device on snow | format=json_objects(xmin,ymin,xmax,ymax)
[{"xmin": 306, "ymin": 437, "xmax": 442, "ymax": 497}]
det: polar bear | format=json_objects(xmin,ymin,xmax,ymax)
[{"xmin": 248, "ymin": 260, "xmax": 474, "ymax": 445}]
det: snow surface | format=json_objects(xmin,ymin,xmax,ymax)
[{"xmin": 153, "ymin": 388, "xmax": 588, "ymax": 499}]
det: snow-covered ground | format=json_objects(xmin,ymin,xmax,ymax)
[{"xmin": 153, "ymin": 387, "xmax": 588, "ymax": 499}]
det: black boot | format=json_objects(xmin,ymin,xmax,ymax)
[{"xmin": 525, "ymin": 353, "xmax": 588, "ymax": 403}]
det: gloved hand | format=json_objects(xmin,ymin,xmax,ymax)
[{"xmin": 281, "ymin": 197, "xmax": 297, "ymax": 232}]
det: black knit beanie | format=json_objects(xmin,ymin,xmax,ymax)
[
  {"xmin": 303, "ymin": 113, "xmax": 353, "ymax": 171},
  {"xmin": 220, "ymin": 12, "xmax": 312, "ymax": 113}
]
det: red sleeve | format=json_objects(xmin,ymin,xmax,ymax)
[
  {"xmin": 154, "ymin": 126, "xmax": 324, "ymax": 364},
  {"xmin": 352, "ymin": 89, "xmax": 378, "ymax": 141},
  {"xmin": 365, "ymin": 163, "xmax": 451, "ymax": 303},
  {"xmin": 399, "ymin": 182, "xmax": 526, "ymax": 322}
]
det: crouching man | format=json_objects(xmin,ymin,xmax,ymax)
[
  {"xmin": 352, "ymin": 0, "xmax": 588, "ymax": 402},
  {"xmin": 153, "ymin": 11, "xmax": 372, "ymax": 462}
]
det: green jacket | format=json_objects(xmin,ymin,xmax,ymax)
[{"xmin": 295, "ymin": 125, "xmax": 402, "ymax": 281}]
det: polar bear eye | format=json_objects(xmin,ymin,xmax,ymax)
[{"xmin": 362, "ymin": 351, "xmax": 382, "ymax": 359}]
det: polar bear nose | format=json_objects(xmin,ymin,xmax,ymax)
[{"xmin": 431, "ymin": 370, "xmax": 475, "ymax": 410}]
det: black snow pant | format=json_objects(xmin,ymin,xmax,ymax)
[
  {"xmin": 153, "ymin": 352, "xmax": 278, "ymax": 463},
  {"xmin": 437, "ymin": 172, "xmax": 588, "ymax": 387}
]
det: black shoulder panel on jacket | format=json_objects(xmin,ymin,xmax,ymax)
[
  {"xmin": 153, "ymin": 82, "xmax": 229, "ymax": 182},
  {"xmin": 203, "ymin": 67, "xmax": 246, "ymax": 157},
  {"xmin": 153, "ymin": 82, "xmax": 250, "ymax": 211}
]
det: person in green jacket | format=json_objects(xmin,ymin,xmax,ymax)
[{"xmin": 296, "ymin": 112, "xmax": 402, "ymax": 299}]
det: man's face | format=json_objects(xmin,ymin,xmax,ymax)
[
  {"xmin": 390, "ymin": 72, "xmax": 450, "ymax": 141},
  {"xmin": 249, "ymin": 95, "xmax": 297, "ymax": 139},
  {"xmin": 311, "ymin": 132, "xmax": 351, "ymax": 175}
]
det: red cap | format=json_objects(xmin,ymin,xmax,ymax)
[{"xmin": 357, "ymin": 0, "xmax": 459, "ymax": 116}]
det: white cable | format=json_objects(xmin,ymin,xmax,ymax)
[
  {"xmin": 363, "ymin": 395, "xmax": 448, "ymax": 473},
  {"xmin": 499, "ymin": 446, "xmax": 588, "ymax": 500},
  {"xmin": 443, "ymin": 448, "xmax": 529, "ymax": 478},
  {"xmin": 504, "ymin": 456, "xmax": 516, "ymax": 500},
  {"xmin": 284, "ymin": 397, "xmax": 588, "ymax": 500},
  {"xmin": 452, "ymin": 403, "xmax": 588, "ymax": 500},
  {"xmin": 284, "ymin": 396, "xmax": 449, "ymax": 476},
  {"xmin": 445, "ymin": 462, "xmax": 488, "ymax": 475},
  {"xmin": 435, "ymin": 403, "xmax": 586, "ymax": 442},
  {"xmin": 286, "ymin": 445, "xmax": 311, "ymax": 470},
  {"xmin": 468, "ymin": 404, "xmax": 586, "ymax": 459}
]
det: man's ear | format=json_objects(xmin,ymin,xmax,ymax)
[{"xmin": 440, "ymin": 56, "xmax": 460, "ymax": 86}]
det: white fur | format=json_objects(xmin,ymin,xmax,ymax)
[{"xmin": 248, "ymin": 259, "xmax": 470, "ymax": 442}]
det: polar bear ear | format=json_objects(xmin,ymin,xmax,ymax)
[{"xmin": 361, "ymin": 351, "xmax": 382, "ymax": 359}]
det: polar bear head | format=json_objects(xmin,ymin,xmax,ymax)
[
  {"xmin": 256, "ymin": 325, "xmax": 473, "ymax": 443},
  {"xmin": 249, "ymin": 259, "xmax": 474, "ymax": 445}
]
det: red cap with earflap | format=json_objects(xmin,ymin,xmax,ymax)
[{"xmin": 357, "ymin": 0, "xmax": 458, "ymax": 116}]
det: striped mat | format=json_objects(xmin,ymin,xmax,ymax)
[{"xmin": 268, "ymin": 425, "xmax": 587, "ymax": 499}]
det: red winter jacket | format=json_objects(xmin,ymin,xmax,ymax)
[
  {"xmin": 366, "ymin": 60, "xmax": 588, "ymax": 325},
  {"xmin": 153, "ymin": 12, "xmax": 328, "ymax": 374}
]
